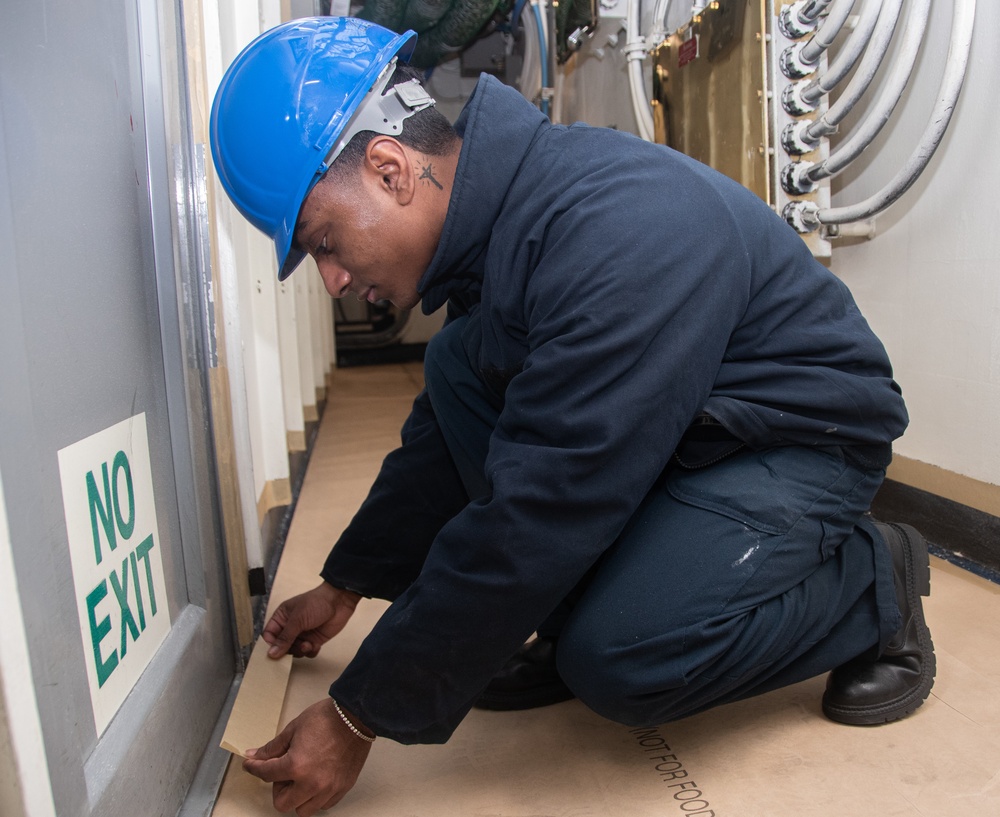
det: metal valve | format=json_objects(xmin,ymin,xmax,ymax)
[
  {"xmin": 781, "ymin": 81, "xmax": 819, "ymax": 116},
  {"xmin": 779, "ymin": 0, "xmax": 821, "ymax": 39},
  {"xmin": 781, "ymin": 161, "xmax": 819, "ymax": 195},
  {"xmin": 781, "ymin": 120, "xmax": 819, "ymax": 156},
  {"xmin": 782, "ymin": 200, "xmax": 821, "ymax": 233},
  {"xmin": 779, "ymin": 41, "xmax": 816, "ymax": 79}
]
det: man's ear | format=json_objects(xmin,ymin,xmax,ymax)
[{"xmin": 364, "ymin": 137, "xmax": 415, "ymax": 205}]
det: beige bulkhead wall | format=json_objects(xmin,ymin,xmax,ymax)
[{"xmin": 183, "ymin": 0, "xmax": 338, "ymax": 649}]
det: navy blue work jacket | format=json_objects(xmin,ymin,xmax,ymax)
[{"xmin": 322, "ymin": 75, "xmax": 908, "ymax": 743}]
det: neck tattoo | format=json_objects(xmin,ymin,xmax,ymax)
[{"xmin": 419, "ymin": 162, "xmax": 444, "ymax": 190}]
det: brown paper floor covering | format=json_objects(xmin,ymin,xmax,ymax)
[{"xmin": 213, "ymin": 362, "xmax": 1000, "ymax": 817}]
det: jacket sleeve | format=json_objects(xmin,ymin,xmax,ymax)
[{"xmin": 320, "ymin": 388, "xmax": 470, "ymax": 601}]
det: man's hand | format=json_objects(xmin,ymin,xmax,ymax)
[
  {"xmin": 262, "ymin": 582, "xmax": 362, "ymax": 659},
  {"xmin": 243, "ymin": 698, "xmax": 373, "ymax": 816}
]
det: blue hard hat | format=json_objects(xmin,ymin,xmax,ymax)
[{"xmin": 210, "ymin": 17, "xmax": 418, "ymax": 280}]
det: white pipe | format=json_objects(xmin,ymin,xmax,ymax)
[
  {"xmin": 626, "ymin": 0, "xmax": 655, "ymax": 141},
  {"xmin": 804, "ymin": 0, "xmax": 902, "ymax": 142},
  {"xmin": 802, "ymin": 0, "xmax": 881, "ymax": 103},
  {"xmin": 648, "ymin": 0, "xmax": 674, "ymax": 48},
  {"xmin": 808, "ymin": 0, "xmax": 931, "ymax": 181},
  {"xmin": 800, "ymin": 0, "xmax": 857, "ymax": 65},
  {"xmin": 815, "ymin": 0, "xmax": 977, "ymax": 225},
  {"xmin": 518, "ymin": 0, "xmax": 541, "ymax": 104},
  {"xmin": 800, "ymin": 0, "xmax": 836, "ymax": 21},
  {"xmin": 545, "ymin": 0, "xmax": 557, "ymax": 115},
  {"xmin": 532, "ymin": 0, "xmax": 551, "ymax": 117},
  {"xmin": 825, "ymin": 219, "xmax": 877, "ymax": 239}
]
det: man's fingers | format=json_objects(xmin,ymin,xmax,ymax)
[
  {"xmin": 272, "ymin": 778, "xmax": 334, "ymax": 816},
  {"xmin": 319, "ymin": 791, "xmax": 347, "ymax": 811},
  {"xmin": 292, "ymin": 791, "xmax": 344, "ymax": 817},
  {"xmin": 243, "ymin": 753, "xmax": 294, "ymax": 784},
  {"xmin": 262, "ymin": 608, "xmax": 298, "ymax": 659},
  {"xmin": 267, "ymin": 636, "xmax": 317, "ymax": 660},
  {"xmin": 263, "ymin": 621, "xmax": 319, "ymax": 660},
  {"xmin": 294, "ymin": 789, "xmax": 334, "ymax": 817},
  {"xmin": 244, "ymin": 726, "xmax": 292, "ymax": 763},
  {"xmin": 272, "ymin": 779, "xmax": 303, "ymax": 814},
  {"xmin": 272, "ymin": 780, "xmax": 302, "ymax": 814},
  {"xmin": 243, "ymin": 698, "xmax": 370, "ymax": 815},
  {"xmin": 267, "ymin": 640, "xmax": 291, "ymax": 659}
]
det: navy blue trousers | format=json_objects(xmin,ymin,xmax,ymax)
[{"xmin": 424, "ymin": 318, "xmax": 901, "ymax": 726}]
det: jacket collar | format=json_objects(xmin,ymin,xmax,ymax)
[{"xmin": 418, "ymin": 75, "xmax": 548, "ymax": 314}]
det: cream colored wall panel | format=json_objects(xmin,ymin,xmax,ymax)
[
  {"xmin": 309, "ymin": 272, "xmax": 328, "ymax": 398},
  {"xmin": 203, "ymin": 0, "xmax": 272, "ymax": 569},
  {"xmin": 212, "ymin": 195, "xmax": 266, "ymax": 570},
  {"xmin": 277, "ymin": 278, "xmax": 307, "ymax": 445},
  {"xmin": 261, "ymin": 0, "xmax": 281, "ymax": 28},
  {"xmin": 321, "ymin": 282, "xmax": 336, "ymax": 380},
  {"xmin": 295, "ymin": 264, "xmax": 319, "ymax": 415},
  {"xmin": 233, "ymin": 213, "xmax": 290, "ymax": 505}
]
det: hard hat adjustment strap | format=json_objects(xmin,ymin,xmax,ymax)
[{"xmin": 322, "ymin": 59, "xmax": 437, "ymax": 171}]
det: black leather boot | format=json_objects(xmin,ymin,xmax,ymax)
[
  {"xmin": 823, "ymin": 522, "xmax": 936, "ymax": 725},
  {"xmin": 474, "ymin": 636, "xmax": 576, "ymax": 711}
]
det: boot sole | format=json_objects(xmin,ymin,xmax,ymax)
[{"xmin": 823, "ymin": 523, "xmax": 936, "ymax": 726}]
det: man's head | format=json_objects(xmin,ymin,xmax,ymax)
[
  {"xmin": 210, "ymin": 16, "xmax": 458, "ymax": 305},
  {"xmin": 293, "ymin": 62, "xmax": 460, "ymax": 309}
]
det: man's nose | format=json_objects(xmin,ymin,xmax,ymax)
[{"xmin": 318, "ymin": 259, "xmax": 351, "ymax": 298}]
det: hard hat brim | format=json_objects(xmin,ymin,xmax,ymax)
[{"xmin": 278, "ymin": 247, "xmax": 307, "ymax": 282}]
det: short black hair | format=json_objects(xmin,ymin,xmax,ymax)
[{"xmin": 325, "ymin": 63, "xmax": 458, "ymax": 178}]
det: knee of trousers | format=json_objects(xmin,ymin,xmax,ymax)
[{"xmin": 556, "ymin": 634, "xmax": 687, "ymax": 727}]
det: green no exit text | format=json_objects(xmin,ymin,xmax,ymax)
[{"xmin": 85, "ymin": 450, "xmax": 159, "ymax": 688}]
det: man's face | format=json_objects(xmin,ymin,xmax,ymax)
[{"xmin": 293, "ymin": 161, "xmax": 438, "ymax": 311}]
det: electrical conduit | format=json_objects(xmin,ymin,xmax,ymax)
[{"xmin": 814, "ymin": 0, "xmax": 977, "ymax": 225}]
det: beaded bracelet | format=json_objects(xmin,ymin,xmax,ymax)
[{"xmin": 331, "ymin": 698, "xmax": 376, "ymax": 743}]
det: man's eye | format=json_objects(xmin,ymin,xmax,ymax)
[{"xmin": 318, "ymin": 236, "xmax": 330, "ymax": 255}]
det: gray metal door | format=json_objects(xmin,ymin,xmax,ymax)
[{"xmin": 0, "ymin": 1, "xmax": 235, "ymax": 815}]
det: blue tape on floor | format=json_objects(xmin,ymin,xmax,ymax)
[{"xmin": 929, "ymin": 542, "xmax": 1000, "ymax": 586}]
